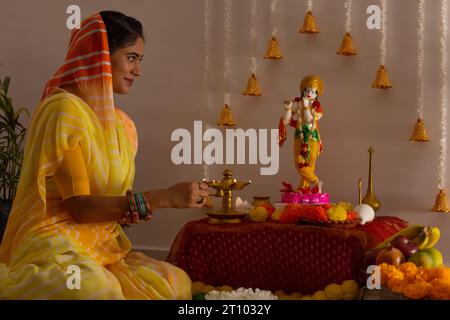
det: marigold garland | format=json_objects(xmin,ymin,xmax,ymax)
[
  {"xmin": 277, "ymin": 203, "xmax": 357, "ymax": 224},
  {"xmin": 379, "ymin": 262, "xmax": 450, "ymax": 300}
]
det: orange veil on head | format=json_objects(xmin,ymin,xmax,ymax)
[
  {"xmin": 39, "ymin": 11, "xmax": 141, "ymax": 200},
  {"xmin": 41, "ymin": 12, "xmax": 137, "ymax": 153},
  {"xmin": 43, "ymin": 13, "xmax": 114, "ymax": 123},
  {"xmin": 0, "ymin": 13, "xmax": 138, "ymax": 264}
]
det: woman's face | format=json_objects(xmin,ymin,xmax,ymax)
[{"xmin": 110, "ymin": 37, "xmax": 145, "ymax": 94}]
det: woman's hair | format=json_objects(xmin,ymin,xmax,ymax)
[{"xmin": 99, "ymin": 11, "xmax": 144, "ymax": 54}]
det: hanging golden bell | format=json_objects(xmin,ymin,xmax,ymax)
[
  {"xmin": 299, "ymin": 11, "xmax": 319, "ymax": 34},
  {"xmin": 337, "ymin": 32, "xmax": 357, "ymax": 55},
  {"xmin": 410, "ymin": 118, "xmax": 430, "ymax": 142},
  {"xmin": 372, "ymin": 65, "xmax": 392, "ymax": 89},
  {"xmin": 264, "ymin": 36, "xmax": 283, "ymax": 60},
  {"xmin": 217, "ymin": 104, "xmax": 236, "ymax": 127},
  {"xmin": 431, "ymin": 189, "xmax": 450, "ymax": 212},
  {"xmin": 243, "ymin": 73, "xmax": 262, "ymax": 96}
]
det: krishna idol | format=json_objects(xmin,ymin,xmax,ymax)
[{"xmin": 278, "ymin": 75, "xmax": 329, "ymax": 204}]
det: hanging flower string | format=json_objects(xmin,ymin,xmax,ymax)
[
  {"xmin": 417, "ymin": 0, "xmax": 425, "ymax": 119},
  {"xmin": 224, "ymin": 0, "xmax": 231, "ymax": 105},
  {"xmin": 345, "ymin": 0, "xmax": 352, "ymax": 33},
  {"xmin": 217, "ymin": 0, "xmax": 236, "ymax": 126},
  {"xmin": 270, "ymin": 0, "xmax": 278, "ymax": 37},
  {"xmin": 265, "ymin": 0, "xmax": 283, "ymax": 60},
  {"xmin": 372, "ymin": 0, "xmax": 392, "ymax": 88},
  {"xmin": 300, "ymin": 0, "xmax": 319, "ymax": 34},
  {"xmin": 380, "ymin": 0, "xmax": 387, "ymax": 66},
  {"xmin": 202, "ymin": 0, "xmax": 212, "ymax": 181},
  {"xmin": 410, "ymin": 0, "xmax": 430, "ymax": 142},
  {"xmin": 244, "ymin": 0, "xmax": 262, "ymax": 96},
  {"xmin": 432, "ymin": 0, "xmax": 450, "ymax": 212},
  {"xmin": 337, "ymin": 0, "xmax": 356, "ymax": 55}
]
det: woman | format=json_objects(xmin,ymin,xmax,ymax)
[{"xmin": 0, "ymin": 11, "xmax": 208, "ymax": 299}]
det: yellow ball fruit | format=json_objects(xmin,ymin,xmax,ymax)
[
  {"xmin": 249, "ymin": 207, "xmax": 269, "ymax": 222},
  {"xmin": 271, "ymin": 208, "xmax": 283, "ymax": 221},
  {"xmin": 324, "ymin": 283, "xmax": 344, "ymax": 300},
  {"xmin": 274, "ymin": 290, "xmax": 286, "ymax": 298},
  {"xmin": 327, "ymin": 205, "xmax": 347, "ymax": 222},
  {"xmin": 290, "ymin": 292, "xmax": 303, "ymax": 300},
  {"xmin": 341, "ymin": 280, "xmax": 360, "ymax": 300},
  {"xmin": 311, "ymin": 290, "xmax": 327, "ymax": 300}
]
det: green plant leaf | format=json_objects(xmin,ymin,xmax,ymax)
[
  {"xmin": 0, "ymin": 76, "xmax": 27, "ymax": 200},
  {"xmin": 1, "ymin": 76, "xmax": 10, "ymax": 95}
]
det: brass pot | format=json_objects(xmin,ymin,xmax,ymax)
[{"xmin": 252, "ymin": 196, "xmax": 273, "ymax": 208}]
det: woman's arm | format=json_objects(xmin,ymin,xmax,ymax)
[{"xmin": 64, "ymin": 183, "xmax": 209, "ymax": 224}]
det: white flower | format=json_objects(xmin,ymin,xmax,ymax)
[
  {"xmin": 205, "ymin": 287, "xmax": 278, "ymax": 300},
  {"xmin": 235, "ymin": 197, "xmax": 254, "ymax": 214}
]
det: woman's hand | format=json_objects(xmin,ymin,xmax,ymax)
[
  {"xmin": 166, "ymin": 182, "xmax": 210, "ymax": 208},
  {"xmin": 145, "ymin": 182, "xmax": 210, "ymax": 209},
  {"xmin": 117, "ymin": 210, "xmax": 152, "ymax": 226}
]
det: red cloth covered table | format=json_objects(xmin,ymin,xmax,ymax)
[{"xmin": 167, "ymin": 217, "xmax": 407, "ymax": 294}]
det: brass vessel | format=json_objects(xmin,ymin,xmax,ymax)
[
  {"xmin": 203, "ymin": 169, "xmax": 251, "ymax": 224},
  {"xmin": 358, "ymin": 178, "xmax": 363, "ymax": 205},
  {"xmin": 362, "ymin": 147, "xmax": 381, "ymax": 212}
]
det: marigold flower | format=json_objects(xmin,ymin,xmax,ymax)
[
  {"xmin": 380, "ymin": 263, "xmax": 397, "ymax": 286},
  {"xmin": 387, "ymin": 277, "xmax": 406, "ymax": 293},
  {"xmin": 403, "ymin": 283, "xmax": 430, "ymax": 300},
  {"xmin": 428, "ymin": 279, "xmax": 450, "ymax": 300},
  {"xmin": 399, "ymin": 262, "xmax": 418, "ymax": 280},
  {"xmin": 425, "ymin": 267, "xmax": 450, "ymax": 282}
]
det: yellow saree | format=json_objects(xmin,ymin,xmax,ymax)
[{"xmin": 0, "ymin": 13, "xmax": 191, "ymax": 299}]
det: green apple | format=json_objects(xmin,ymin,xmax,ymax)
[
  {"xmin": 421, "ymin": 248, "xmax": 443, "ymax": 267},
  {"xmin": 408, "ymin": 251, "xmax": 434, "ymax": 268}
]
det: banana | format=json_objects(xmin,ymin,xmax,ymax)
[
  {"xmin": 410, "ymin": 228, "xmax": 430, "ymax": 250},
  {"xmin": 425, "ymin": 227, "xmax": 441, "ymax": 248},
  {"xmin": 375, "ymin": 225, "xmax": 425, "ymax": 249}
]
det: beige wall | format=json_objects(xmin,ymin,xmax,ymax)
[{"xmin": 1, "ymin": 0, "xmax": 449, "ymax": 261}]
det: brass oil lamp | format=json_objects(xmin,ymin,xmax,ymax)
[{"xmin": 203, "ymin": 169, "xmax": 251, "ymax": 224}]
